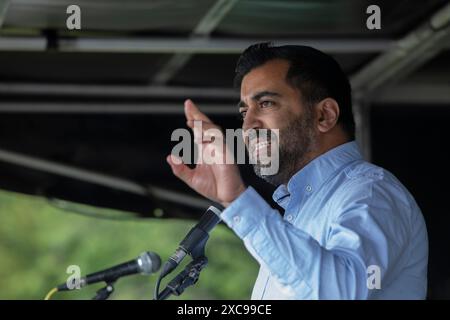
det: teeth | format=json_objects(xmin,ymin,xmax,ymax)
[
  {"xmin": 251, "ymin": 141, "xmax": 271, "ymax": 157},
  {"xmin": 255, "ymin": 141, "xmax": 270, "ymax": 151}
]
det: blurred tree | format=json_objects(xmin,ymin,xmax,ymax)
[{"xmin": 0, "ymin": 190, "xmax": 258, "ymax": 300}]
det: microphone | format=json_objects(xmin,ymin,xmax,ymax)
[
  {"xmin": 160, "ymin": 205, "xmax": 222, "ymax": 278},
  {"xmin": 57, "ymin": 251, "xmax": 161, "ymax": 291}
]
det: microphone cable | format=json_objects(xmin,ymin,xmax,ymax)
[{"xmin": 44, "ymin": 287, "xmax": 58, "ymax": 300}]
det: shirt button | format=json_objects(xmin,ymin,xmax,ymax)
[
  {"xmin": 286, "ymin": 214, "xmax": 293, "ymax": 222},
  {"xmin": 233, "ymin": 215, "xmax": 241, "ymax": 224},
  {"xmin": 305, "ymin": 185, "xmax": 313, "ymax": 192}
]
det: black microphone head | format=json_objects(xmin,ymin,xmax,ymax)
[{"xmin": 138, "ymin": 251, "xmax": 161, "ymax": 274}]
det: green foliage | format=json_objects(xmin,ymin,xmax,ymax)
[{"xmin": 0, "ymin": 190, "xmax": 258, "ymax": 300}]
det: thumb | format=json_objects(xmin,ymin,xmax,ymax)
[{"xmin": 166, "ymin": 154, "xmax": 194, "ymax": 185}]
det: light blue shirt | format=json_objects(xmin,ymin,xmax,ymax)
[{"xmin": 221, "ymin": 141, "xmax": 428, "ymax": 299}]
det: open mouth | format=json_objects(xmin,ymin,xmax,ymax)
[
  {"xmin": 245, "ymin": 129, "xmax": 279, "ymax": 162},
  {"xmin": 249, "ymin": 140, "xmax": 272, "ymax": 159},
  {"xmin": 254, "ymin": 141, "xmax": 270, "ymax": 153}
]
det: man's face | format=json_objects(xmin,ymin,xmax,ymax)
[{"xmin": 239, "ymin": 59, "xmax": 317, "ymax": 185}]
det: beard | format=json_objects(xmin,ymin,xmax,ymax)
[{"xmin": 250, "ymin": 109, "xmax": 316, "ymax": 186}]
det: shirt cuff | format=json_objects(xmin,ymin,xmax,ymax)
[{"xmin": 220, "ymin": 186, "xmax": 272, "ymax": 239}]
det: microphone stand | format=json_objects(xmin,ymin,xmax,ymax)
[
  {"xmin": 157, "ymin": 256, "xmax": 208, "ymax": 300},
  {"xmin": 156, "ymin": 238, "xmax": 209, "ymax": 300},
  {"xmin": 92, "ymin": 281, "xmax": 116, "ymax": 300}
]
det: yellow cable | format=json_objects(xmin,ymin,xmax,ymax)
[{"xmin": 44, "ymin": 287, "xmax": 58, "ymax": 300}]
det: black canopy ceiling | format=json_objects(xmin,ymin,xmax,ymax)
[{"xmin": 0, "ymin": 0, "xmax": 449, "ymax": 219}]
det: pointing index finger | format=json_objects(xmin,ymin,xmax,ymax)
[{"xmin": 184, "ymin": 99, "xmax": 213, "ymax": 123}]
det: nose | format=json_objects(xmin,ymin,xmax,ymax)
[{"xmin": 242, "ymin": 106, "xmax": 263, "ymax": 132}]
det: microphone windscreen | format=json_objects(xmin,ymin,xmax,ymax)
[{"xmin": 138, "ymin": 251, "xmax": 161, "ymax": 274}]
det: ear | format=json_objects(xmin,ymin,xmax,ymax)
[{"xmin": 316, "ymin": 98, "xmax": 340, "ymax": 133}]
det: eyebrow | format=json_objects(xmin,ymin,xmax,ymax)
[
  {"xmin": 252, "ymin": 91, "xmax": 281, "ymax": 101},
  {"xmin": 237, "ymin": 91, "xmax": 281, "ymax": 109}
]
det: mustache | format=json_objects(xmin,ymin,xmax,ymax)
[{"xmin": 244, "ymin": 129, "xmax": 276, "ymax": 145}]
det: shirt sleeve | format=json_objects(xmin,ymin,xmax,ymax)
[{"xmin": 220, "ymin": 183, "xmax": 412, "ymax": 299}]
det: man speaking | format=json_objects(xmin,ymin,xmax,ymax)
[{"xmin": 166, "ymin": 43, "xmax": 428, "ymax": 299}]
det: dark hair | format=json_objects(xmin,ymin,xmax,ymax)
[{"xmin": 234, "ymin": 42, "xmax": 355, "ymax": 139}]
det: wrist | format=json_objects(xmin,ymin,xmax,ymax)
[{"xmin": 221, "ymin": 184, "xmax": 247, "ymax": 208}]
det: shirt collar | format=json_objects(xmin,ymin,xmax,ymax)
[{"xmin": 272, "ymin": 141, "xmax": 363, "ymax": 209}]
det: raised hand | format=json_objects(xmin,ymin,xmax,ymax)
[{"xmin": 167, "ymin": 99, "xmax": 246, "ymax": 207}]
